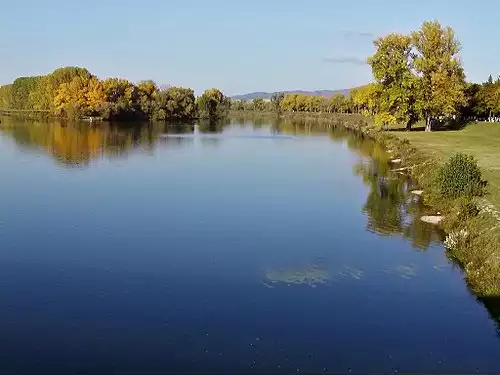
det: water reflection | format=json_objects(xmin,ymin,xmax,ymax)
[
  {"xmin": 0, "ymin": 117, "xmax": 162, "ymax": 167},
  {"xmin": 480, "ymin": 296, "xmax": 500, "ymax": 338},
  {"xmin": 1, "ymin": 115, "xmax": 499, "ymax": 337}
]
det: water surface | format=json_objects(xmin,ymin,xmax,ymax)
[{"xmin": 1, "ymin": 116, "xmax": 499, "ymax": 373}]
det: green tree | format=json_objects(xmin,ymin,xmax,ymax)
[
  {"xmin": 0, "ymin": 84, "xmax": 13, "ymax": 109},
  {"xmin": 197, "ymin": 88, "xmax": 230, "ymax": 121},
  {"xmin": 31, "ymin": 67, "xmax": 92, "ymax": 112},
  {"xmin": 328, "ymin": 93, "xmax": 348, "ymax": 113},
  {"xmin": 252, "ymin": 98, "xmax": 266, "ymax": 111},
  {"xmin": 152, "ymin": 87, "xmax": 197, "ymax": 121},
  {"xmin": 99, "ymin": 78, "xmax": 141, "ymax": 120},
  {"xmin": 270, "ymin": 92, "xmax": 284, "ymax": 114},
  {"xmin": 412, "ymin": 21, "xmax": 466, "ymax": 131},
  {"xmin": 137, "ymin": 80, "xmax": 159, "ymax": 118},
  {"xmin": 368, "ymin": 33, "xmax": 418, "ymax": 130},
  {"xmin": 351, "ymin": 84, "xmax": 380, "ymax": 116}
]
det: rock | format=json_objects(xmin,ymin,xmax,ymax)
[
  {"xmin": 411, "ymin": 190, "xmax": 424, "ymax": 196},
  {"xmin": 391, "ymin": 167, "xmax": 409, "ymax": 172},
  {"xmin": 420, "ymin": 215, "xmax": 445, "ymax": 225},
  {"xmin": 390, "ymin": 159, "xmax": 402, "ymax": 163}
]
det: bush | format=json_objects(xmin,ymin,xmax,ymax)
[
  {"xmin": 457, "ymin": 199, "xmax": 480, "ymax": 221},
  {"xmin": 436, "ymin": 153, "xmax": 486, "ymax": 199}
]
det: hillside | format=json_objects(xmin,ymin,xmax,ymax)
[{"xmin": 232, "ymin": 89, "xmax": 351, "ymax": 100}]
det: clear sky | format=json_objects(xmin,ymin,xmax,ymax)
[{"xmin": 1, "ymin": 0, "xmax": 499, "ymax": 95}]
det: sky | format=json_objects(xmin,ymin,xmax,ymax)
[{"xmin": 1, "ymin": 0, "xmax": 499, "ymax": 95}]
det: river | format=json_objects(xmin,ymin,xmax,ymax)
[{"xmin": 0, "ymin": 115, "xmax": 499, "ymax": 373}]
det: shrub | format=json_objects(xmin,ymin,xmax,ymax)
[
  {"xmin": 457, "ymin": 200, "xmax": 480, "ymax": 222},
  {"xmin": 436, "ymin": 153, "xmax": 486, "ymax": 199}
]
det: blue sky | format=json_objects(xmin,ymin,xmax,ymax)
[{"xmin": 1, "ymin": 0, "xmax": 499, "ymax": 95}]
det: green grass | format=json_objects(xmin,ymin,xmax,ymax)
[{"xmin": 390, "ymin": 122, "xmax": 500, "ymax": 207}]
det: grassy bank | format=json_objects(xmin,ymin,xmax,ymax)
[
  {"xmin": 390, "ymin": 122, "xmax": 500, "ymax": 207},
  {"xmin": 363, "ymin": 122, "xmax": 500, "ymax": 297}
]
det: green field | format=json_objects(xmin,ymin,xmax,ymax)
[{"xmin": 391, "ymin": 122, "xmax": 500, "ymax": 207}]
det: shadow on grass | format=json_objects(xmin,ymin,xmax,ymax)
[
  {"xmin": 387, "ymin": 126, "xmax": 426, "ymax": 132},
  {"xmin": 388, "ymin": 119, "xmax": 469, "ymax": 132}
]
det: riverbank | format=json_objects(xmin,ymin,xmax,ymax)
[
  {"xmin": 339, "ymin": 119, "xmax": 500, "ymax": 297},
  {"xmin": 233, "ymin": 110, "xmax": 500, "ymax": 297},
  {"xmin": 389, "ymin": 122, "xmax": 500, "ymax": 207}
]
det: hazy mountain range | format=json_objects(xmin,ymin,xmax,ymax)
[{"xmin": 231, "ymin": 89, "xmax": 351, "ymax": 100}]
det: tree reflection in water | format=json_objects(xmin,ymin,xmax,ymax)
[{"xmin": 1, "ymin": 115, "xmax": 498, "ymax": 335}]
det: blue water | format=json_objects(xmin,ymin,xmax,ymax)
[{"xmin": 0, "ymin": 117, "xmax": 499, "ymax": 373}]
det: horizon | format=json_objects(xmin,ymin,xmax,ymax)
[{"xmin": 1, "ymin": 0, "xmax": 500, "ymax": 95}]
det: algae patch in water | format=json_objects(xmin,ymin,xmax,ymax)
[
  {"xmin": 385, "ymin": 264, "xmax": 418, "ymax": 279},
  {"xmin": 264, "ymin": 264, "xmax": 330, "ymax": 286},
  {"xmin": 337, "ymin": 265, "xmax": 365, "ymax": 280}
]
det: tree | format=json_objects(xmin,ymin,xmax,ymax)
[
  {"xmin": 252, "ymin": 98, "xmax": 266, "ymax": 111},
  {"xmin": 328, "ymin": 93, "xmax": 348, "ymax": 113},
  {"xmin": 99, "ymin": 78, "xmax": 141, "ymax": 120},
  {"xmin": 137, "ymin": 80, "xmax": 159, "ymax": 118},
  {"xmin": 197, "ymin": 88, "xmax": 230, "ymax": 121},
  {"xmin": 0, "ymin": 84, "xmax": 13, "ymax": 108},
  {"xmin": 412, "ymin": 21, "xmax": 466, "ymax": 131},
  {"xmin": 152, "ymin": 87, "xmax": 197, "ymax": 121},
  {"xmin": 351, "ymin": 84, "xmax": 380, "ymax": 116},
  {"xmin": 270, "ymin": 92, "xmax": 284, "ymax": 114},
  {"xmin": 54, "ymin": 75, "xmax": 105, "ymax": 118},
  {"xmin": 281, "ymin": 94, "xmax": 297, "ymax": 112},
  {"xmin": 368, "ymin": 33, "xmax": 418, "ymax": 130},
  {"xmin": 31, "ymin": 67, "xmax": 92, "ymax": 112}
]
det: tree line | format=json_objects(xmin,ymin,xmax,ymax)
[
  {"xmin": 233, "ymin": 21, "xmax": 500, "ymax": 131},
  {"xmin": 349, "ymin": 20, "xmax": 500, "ymax": 131},
  {"xmin": 0, "ymin": 67, "xmax": 230, "ymax": 122},
  {"xmin": 231, "ymin": 92, "xmax": 355, "ymax": 114}
]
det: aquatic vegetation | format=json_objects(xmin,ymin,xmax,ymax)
[
  {"xmin": 337, "ymin": 265, "xmax": 365, "ymax": 280},
  {"xmin": 264, "ymin": 264, "xmax": 330, "ymax": 286},
  {"xmin": 385, "ymin": 264, "xmax": 418, "ymax": 279}
]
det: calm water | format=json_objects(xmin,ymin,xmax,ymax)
[{"xmin": 1, "ymin": 116, "xmax": 499, "ymax": 373}]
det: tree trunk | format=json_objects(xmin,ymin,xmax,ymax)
[
  {"xmin": 425, "ymin": 117, "xmax": 432, "ymax": 132},
  {"xmin": 406, "ymin": 121, "xmax": 412, "ymax": 131}
]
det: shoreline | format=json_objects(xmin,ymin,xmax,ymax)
[
  {"xmin": 231, "ymin": 110, "xmax": 500, "ymax": 297},
  {"xmin": 3, "ymin": 109, "xmax": 499, "ymax": 296}
]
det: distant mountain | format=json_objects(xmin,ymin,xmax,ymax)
[{"xmin": 232, "ymin": 89, "xmax": 351, "ymax": 101}]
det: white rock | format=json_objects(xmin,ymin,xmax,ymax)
[
  {"xmin": 411, "ymin": 190, "xmax": 424, "ymax": 196},
  {"xmin": 420, "ymin": 215, "xmax": 445, "ymax": 225},
  {"xmin": 390, "ymin": 159, "xmax": 402, "ymax": 163}
]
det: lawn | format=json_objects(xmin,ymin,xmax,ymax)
[{"xmin": 390, "ymin": 122, "xmax": 500, "ymax": 206}]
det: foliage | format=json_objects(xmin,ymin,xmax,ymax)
[
  {"xmin": 363, "ymin": 20, "xmax": 467, "ymax": 131},
  {"xmin": 368, "ymin": 33, "xmax": 418, "ymax": 130},
  {"xmin": 197, "ymin": 88, "xmax": 230, "ymax": 121},
  {"xmin": 152, "ymin": 87, "xmax": 197, "ymax": 121},
  {"xmin": 137, "ymin": 80, "xmax": 159, "ymax": 118},
  {"xmin": 436, "ymin": 153, "xmax": 486, "ymax": 199},
  {"xmin": 0, "ymin": 67, "xmax": 231, "ymax": 122},
  {"xmin": 54, "ymin": 75, "xmax": 105, "ymax": 117},
  {"xmin": 270, "ymin": 92, "xmax": 284, "ymax": 113},
  {"xmin": 350, "ymin": 84, "xmax": 380, "ymax": 116},
  {"xmin": 252, "ymin": 98, "xmax": 266, "ymax": 111},
  {"xmin": 412, "ymin": 21, "xmax": 466, "ymax": 130}
]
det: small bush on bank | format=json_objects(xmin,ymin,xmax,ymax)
[
  {"xmin": 436, "ymin": 153, "xmax": 486, "ymax": 199},
  {"xmin": 458, "ymin": 200, "xmax": 480, "ymax": 222}
]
